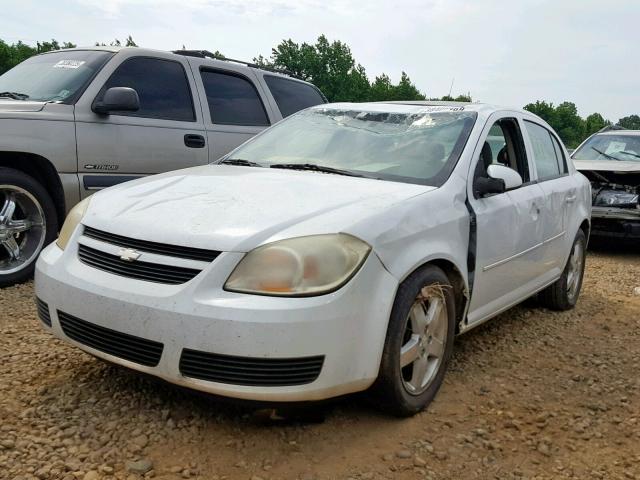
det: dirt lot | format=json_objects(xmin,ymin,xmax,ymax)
[{"xmin": 1, "ymin": 245, "xmax": 639, "ymax": 480}]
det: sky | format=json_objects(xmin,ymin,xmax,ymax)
[{"xmin": 2, "ymin": 0, "xmax": 638, "ymax": 121}]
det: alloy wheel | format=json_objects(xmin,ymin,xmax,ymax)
[
  {"xmin": 400, "ymin": 286, "xmax": 448, "ymax": 395},
  {"xmin": 566, "ymin": 240, "xmax": 583, "ymax": 301},
  {"xmin": 0, "ymin": 185, "xmax": 46, "ymax": 275}
]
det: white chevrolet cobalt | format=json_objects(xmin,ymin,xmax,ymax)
[{"xmin": 35, "ymin": 102, "xmax": 591, "ymax": 416}]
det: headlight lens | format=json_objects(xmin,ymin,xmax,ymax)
[
  {"xmin": 225, "ymin": 234, "xmax": 371, "ymax": 296},
  {"xmin": 56, "ymin": 197, "xmax": 91, "ymax": 250},
  {"xmin": 594, "ymin": 190, "xmax": 638, "ymax": 207}
]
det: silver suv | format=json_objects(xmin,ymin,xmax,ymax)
[{"xmin": 0, "ymin": 47, "xmax": 326, "ymax": 286}]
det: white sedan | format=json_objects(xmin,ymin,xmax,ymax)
[{"xmin": 35, "ymin": 102, "xmax": 591, "ymax": 416}]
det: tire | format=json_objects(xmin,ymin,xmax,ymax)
[
  {"xmin": 371, "ymin": 265, "xmax": 456, "ymax": 417},
  {"xmin": 0, "ymin": 168, "xmax": 58, "ymax": 287},
  {"xmin": 539, "ymin": 229, "xmax": 587, "ymax": 311}
]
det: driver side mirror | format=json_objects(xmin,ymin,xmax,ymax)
[
  {"xmin": 93, "ymin": 87, "xmax": 140, "ymax": 115},
  {"xmin": 475, "ymin": 164, "xmax": 523, "ymax": 197}
]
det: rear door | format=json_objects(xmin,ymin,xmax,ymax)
[
  {"xmin": 523, "ymin": 120, "xmax": 574, "ymax": 274},
  {"xmin": 74, "ymin": 51, "xmax": 208, "ymax": 197},
  {"xmin": 188, "ymin": 58, "xmax": 274, "ymax": 161}
]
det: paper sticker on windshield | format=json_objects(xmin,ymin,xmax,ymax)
[
  {"xmin": 605, "ymin": 141, "xmax": 626, "ymax": 154},
  {"xmin": 419, "ymin": 106, "xmax": 466, "ymax": 113},
  {"xmin": 53, "ymin": 60, "xmax": 86, "ymax": 69}
]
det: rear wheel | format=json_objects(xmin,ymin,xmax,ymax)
[
  {"xmin": 372, "ymin": 265, "xmax": 456, "ymax": 417},
  {"xmin": 0, "ymin": 168, "xmax": 58, "ymax": 287},
  {"xmin": 539, "ymin": 229, "xmax": 586, "ymax": 310}
]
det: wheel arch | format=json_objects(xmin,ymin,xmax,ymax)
[
  {"xmin": 403, "ymin": 257, "xmax": 469, "ymax": 334},
  {"xmin": 0, "ymin": 151, "xmax": 66, "ymax": 228},
  {"xmin": 579, "ymin": 218, "xmax": 590, "ymax": 242}
]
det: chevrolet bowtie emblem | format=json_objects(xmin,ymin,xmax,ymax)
[{"xmin": 118, "ymin": 248, "xmax": 141, "ymax": 262}]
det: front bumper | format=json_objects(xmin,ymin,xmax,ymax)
[
  {"xmin": 35, "ymin": 237, "xmax": 398, "ymax": 402},
  {"xmin": 591, "ymin": 206, "xmax": 640, "ymax": 239}
]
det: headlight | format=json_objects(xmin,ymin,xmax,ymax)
[
  {"xmin": 225, "ymin": 234, "xmax": 371, "ymax": 296},
  {"xmin": 594, "ymin": 190, "xmax": 639, "ymax": 208},
  {"xmin": 56, "ymin": 197, "xmax": 91, "ymax": 250}
]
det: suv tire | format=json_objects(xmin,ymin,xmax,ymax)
[{"xmin": 0, "ymin": 168, "xmax": 58, "ymax": 287}]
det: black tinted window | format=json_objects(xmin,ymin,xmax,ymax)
[
  {"xmin": 200, "ymin": 70, "xmax": 269, "ymax": 126},
  {"xmin": 102, "ymin": 57, "xmax": 195, "ymax": 121},
  {"xmin": 264, "ymin": 75, "xmax": 325, "ymax": 117}
]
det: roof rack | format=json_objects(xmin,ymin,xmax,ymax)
[{"xmin": 171, "ymin": 50, "xmax": 302, "ymax": 80}]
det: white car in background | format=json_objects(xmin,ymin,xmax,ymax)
[
  {"xmin": 571, "ymin": 128, "xmax": 640, "ymax": 239},
  {"xmin": 35, "ymin": 102, "xmax": 591, "ymax": 416}
]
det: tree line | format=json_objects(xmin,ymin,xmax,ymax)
[{"xmin": 1, "ymin": 35, "xmax": 637, "ymax": 148}]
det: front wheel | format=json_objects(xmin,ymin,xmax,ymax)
[
  {"xmin": 0, "ymin": 168, "xmax": 58, "ymax": 287},
  {"xmin": 371, "ymin": 265, "xmax": 456, "ymax": 417},
  {"xmin": 539, "ymin": 229, "xmax": 587, "ymax": 311}
]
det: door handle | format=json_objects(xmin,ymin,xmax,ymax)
[
  {"xmin": 566, "ymin": 195, "xmax": 576, "ymax": 204},
  {"xmin": 184, "ymin": 134, "xmax": 206, "ymax": 148}
]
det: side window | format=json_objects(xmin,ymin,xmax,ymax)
[
  {"xmin": 549, "ymin": 134, "xmax": 568, "ymax": 174},
  {"xmin": 525, "ymin": 121, "xmax": 563, "ymax": 180},
  {"xmin": 200, "ymin": 70, "xmax": 269, "ymax": 126},
  {"xmin": 476, "ymin": 118, "xmax": 530, "ymax": 182},
  {"xmin": 101, "ymin": 57, "xmax": 195, "ymax": 121},
  {"xmin": 264, "ymin": 75, "xmax": 326, "ymax": 118}
]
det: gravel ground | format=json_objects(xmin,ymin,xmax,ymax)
[{"xmin": 1, "ymin": 245, "xmax": 639, "ymax": 480}]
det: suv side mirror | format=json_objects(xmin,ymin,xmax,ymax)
[{"xmin": 93, "ymin": 87, "xmax": 140, "ymax": 115}]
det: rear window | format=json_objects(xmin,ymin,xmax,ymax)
[
  {"xmin": 200, "ymin": 70, "xmax": 269, "ymax": 126},
  {"xmin": 264, "ymin": 75, "xmax": 326, "ymax": 118}
]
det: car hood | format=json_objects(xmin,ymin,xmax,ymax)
[
  {"xmin": 573, "ymin": 159, "xmax": 640, "ymax": 173},
  {"xmin": 0, "ymin": 99, "xmax": 47, "ymax": 113},
  {"xmin": 83, "ymin": 165, "xmax": 434, "ymax": 252}
]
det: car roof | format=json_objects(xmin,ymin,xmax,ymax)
[
  {"xmin": 313, "ymin": 101, "xmax": 533, "ymax": 117},
  {"xmin": 37, "ymin": 46, "xmax": 310, "ymax": 83}
]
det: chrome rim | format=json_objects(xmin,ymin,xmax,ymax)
[
  {"xmin": 0, "ymin": 185, "xmax": 46, "ymax": 275},
  {"xmin": 566, "ymin": 240, "xmax": 584, "ymax": 301},
  {"xmin": 400, "ymin": 286, "xmax": 448, "ymax": 395}
]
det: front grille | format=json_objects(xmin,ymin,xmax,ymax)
[
  {"xmin": 83, "ymin": 226, "xmax": 221, "ymax": 262},
  {"xmin": 36, "ymin": 298, "xmax": 51, "ymax": 327},
  {"xmin": 179, "ymin": 349, "xmax": 324, "ymax": 386},
  {"xmin": 58, "ymin": 311, "xmax": 163, "ymax": 367},
  {"xmin": 78, "ymin": 244, "xmax": 201, "ymax": 284}
]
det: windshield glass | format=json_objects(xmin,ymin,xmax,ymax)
[
  {"xmin": 0, "ymin": 50, "xmax": 112, "ymax": 103},
  {"xmin": 224, "ymin": 106, "xmax": 477, "ymax": 185},
  {"xmin": 573, "ymin": 133, "xmax": 640, "ymax": 162}
]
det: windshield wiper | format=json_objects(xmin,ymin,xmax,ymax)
[
  {"xmin": 270, "ymin": 163, "xmax": 363, "ymax": 177},
  {"xmin": 591, "ymin": 146, "xmax": 622, "ymax": 161},
  {"xmin": 0, "ymin": 91, "xmax": 29, "ymax": 100},
  {"xmin": 618, "ymin": 150, "xmax": 640, "ymax": 159},
  {"xmin": 219, "ymin": 158, "xmax": 263, "ymax": 167}
]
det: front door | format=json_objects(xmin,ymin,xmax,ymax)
[
  {"xmin": 466, "ymin": 114, "xmax": 546, "ymax": 326},
  {"xmin": 74, "ymin": 52, "xmax": 208, "ymax": 197}
]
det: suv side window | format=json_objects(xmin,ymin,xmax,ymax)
[
  {"xmin": 200, "ymin": 70, "xmax": 269, "ymax": 126},
  {"xmin": 525, "ymin": 121, "xmax": 565, "ymax": 180},
  {"xmin": 101, "ymin": 57, "xmax": 195, "ymax": 122},
  {"xmin": 264, "ymin": 75, "xmax": 326, "ymax": 117}
]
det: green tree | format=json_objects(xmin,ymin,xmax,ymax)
[
  {"xmin": 524, "ymin": 100, "xmax": 556, "ymax": 125},
  {"xmin": 584, "ymin": 113, "xmax": 610, "ymax": 136},
  {"xmin": 525, "ymin": 101, "xmax": 586, "ymax": 148},
  {"xmin": 617, "ymin": 115, "xmax": 640, "ymax": 130},
  {"xmin": 261, "ymin": 35, "xmax": 425, "ymax": 102}
]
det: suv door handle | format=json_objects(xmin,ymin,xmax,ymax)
[{"xmin": 184, "ymin": 134, "xmax": 206, "ymax": 148}]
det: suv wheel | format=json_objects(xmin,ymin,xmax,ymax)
[
  {"xmin": 0, "ymin": 168, "xmax": 58, "ymax": 287},
  {"xmin": 372, "ymin": 265, "xmax": 456, "ymax": 417}
]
